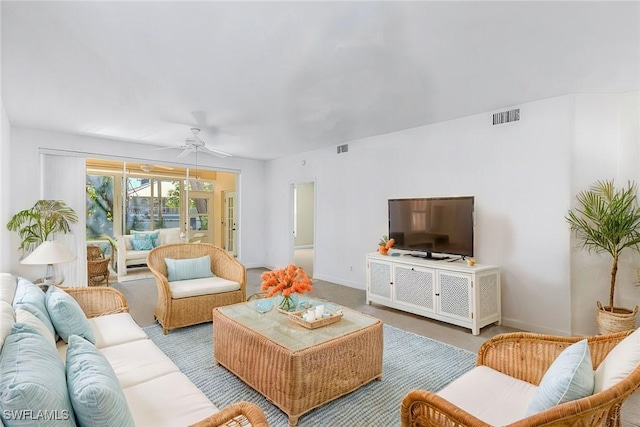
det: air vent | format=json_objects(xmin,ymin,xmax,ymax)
[
  {"xmin": 493, "ymin": 109, "xmax": 520, "ymax": 125},
  {"xmin": 337, "ymin": 144, "xmax": 349, "ymax": 154}
]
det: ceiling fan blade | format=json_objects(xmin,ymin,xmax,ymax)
[
  {"xmin": 200, "ymin": 145, "xmax": 232, "ymax": 158},
  {"xmin": 177, "ymin": 148, "xmax": 193, "ymax": 159},
  {"xmin": 154, "ymin": 164, "xmax": 175, "ymax": 170},
  {"xmin": 152, "ymin": 146, "xmax": 179, "ymax": 152}
]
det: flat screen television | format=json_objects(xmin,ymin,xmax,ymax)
[{"xmin": 388, "ymin": 196, "xmax": 474, "ymax": 259}]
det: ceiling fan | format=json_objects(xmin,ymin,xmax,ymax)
[{"xmin": 173, "ymin": 128, "xmax": 231, "ymax": 159}]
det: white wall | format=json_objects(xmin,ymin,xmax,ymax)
[
  {"xmin": 7, "ymin": 127, "xmax": 266, "ymax": 279},
  {"xmin": 264, "ymin": 92, "xmax": 640, "ymax": 335},
  {"xmin": 570, "ymin": 91, "xmax": 640, "ymax": 335},
  {"xmin": 0, "ymin": 98, "xmax": 11, "ymax": 272},
  {"xmin": 266, "ymin": 95, "xmax": 575, "ymax": 335}
]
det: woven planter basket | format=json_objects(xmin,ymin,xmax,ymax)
[{"xmin": 596, "ymin": 301, "xmax": 638, "ymax": 334}]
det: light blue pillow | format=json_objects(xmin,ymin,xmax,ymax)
[
  {"xmin": 132, "ymin": 231, "xmax": 160, "ymax": 247},
  {"xmin": 45, "ymin": 286, "xmax": 95, "ymax": 344},
  {"xmin": 526, "ymin": 339, "xmax": 594, "ymax": 415},
  {"xmin": 13, "ymin": 277, "xmax": 56, "ymax": 338},
  {"xmin": 164, "ymin": 255, "xmax": 214, "ymax": 282},
  {"xmin": 66, "ymin": 335, "xmax": 135, "ymax": 427},
  {"xmin": 131, "ymin": 238, "xmax": 153, "ymax": 251},
  {"xmin": 0, "ymin": 323, "xmax": 76, "ymax": 427}
]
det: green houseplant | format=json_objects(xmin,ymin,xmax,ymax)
[
  {"xmin": 6, "ymin": 199, "xmax": 78, "ymax": 255},
  {"xmin": 566, "ymin": 180, "xmax": 640, "ymax": 333}
]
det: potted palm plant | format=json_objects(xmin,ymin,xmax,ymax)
[
  {"xmin": 566, "ymin": 180, "xmax": 640, "ymax": 334},
  {"xmin": 6, "ymin": 199, "xmax": 78, "ymax": 256}
]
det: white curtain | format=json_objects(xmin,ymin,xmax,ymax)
[{"xmin": 40, "ymin": 154, "xmax": 87, "ymax": 287}]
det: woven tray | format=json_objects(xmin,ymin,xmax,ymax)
[{"xmin": 288, "ymin": 309, "xmax": 343, "ymax": 329}]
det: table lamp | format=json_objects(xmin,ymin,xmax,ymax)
[{"xmin": 21, "ymin": 240, "xmax": 76, "ymax": 285}]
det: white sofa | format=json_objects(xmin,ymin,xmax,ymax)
[
  {"xmin": 117, "ymin": 228, "xmax": 182, "ymax": 279},
  {"xmin": 0, "ymin": 273, "xmax": 267, "ymax": 427}
]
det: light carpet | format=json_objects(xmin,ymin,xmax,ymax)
[{"xmin": 144, "ymin": 322, "xmax": 475, "ymax": 427}]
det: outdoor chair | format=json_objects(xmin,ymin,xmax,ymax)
[{"xmin": 87, "ymin": 245, "xmax": 110, "ymax": 286}]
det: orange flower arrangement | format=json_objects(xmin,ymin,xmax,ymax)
[{"xmin": 261, "ymin": 264, "xmax": 313, "ymax": 311}]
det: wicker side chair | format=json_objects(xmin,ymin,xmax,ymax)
[
  {"xmin": 87, "ymin": 245, "xmax": 111, "ymax": 286},
  {"xmin": 401, "ymin": 330, "xmax": 640, "ymax": 427},
  {"xmin": 147, "ymin": 243, "xmax": 246, "ymax": 334}
]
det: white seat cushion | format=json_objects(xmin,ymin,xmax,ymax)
[
  {"xmin": 169, "ymin": 277, "xmax": 241, "ymax": 299},
  {"xmin": 126, "ymin": 250, "xmax": 150, "ymax": 263},
  {"xmin": 122, "ymin": 371, "xmax": 218, "ymax": 427},
  {"xmin": 0, "ymin": 273, "xmax": 17, "ymax": 305},
  {"xmin": 100, "ymin": 339, "xmax": 179, "ymax": 388},
  {"xmin": 88, "ymin": 312, "xmax": 148, "ymax": 348},
  {"xmin": 437, "ymin": 365, "xmax": 537, "ymax": 425}
]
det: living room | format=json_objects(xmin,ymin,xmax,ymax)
[{"xmin": 1, "ymin": 1, "xmax": 640, "ymax": 425}]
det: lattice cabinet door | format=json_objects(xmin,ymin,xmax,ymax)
[
  {"xmin": 367, "ymin": 259, "xmax": 393, "ymax": 303},
  {"xmin": 393, "ymin": 265, "xmax": 436, "ymax": 313},
  {"xmin": 437, "ymin": 271, "xmax": 472, "ymax": 322}
]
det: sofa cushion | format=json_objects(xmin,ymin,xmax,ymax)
[
  {"xmin": 46, "ymin": 286, "xmax": 96, "ymax": 344},
  {"xmin": 56, "ymin": 313, "xmax": 148, "ymax": 362},
  {"xmin": 131, "ymin": 238, "xmax": 153, "ymax": 251},
  {"xmin": 526, "ymin": 339, "xmax": 594, "ymax": 415},
  {"xmin": 594, "ymin": 327, "xmax": 640, "ymax": 392},
  {"xmin": 165, "ymin": 255, "xmax": 213, "ymax": 282},
  {"xmin": 125, "ymin": 249, "xmax": 150, "ymax": 263},
  {"xmin": 87, "ymin": 312, "xmax": 148, "ymax": 349},
  {"xmin": 66, "ymin": 335, "xmax": 135, "ymax": 427},
  {"xmin": 169, "ymin": 276, "xmax": 241, "ymax": 299},
  {"xmin": 122, "ymin": 371, "xmax": 218, "ymax": 427},
  {"xmin": 0, "ymin": 273, "xmax": 17, "ymax": 305},
  {"xmin": 12, "ymin": 278, "xmax": 56, "ymax": 338},
  {"xmin": 437, "ymin": 365, "xmax": 537, "ymax": 425},
  {"xmin": 159, "ymin": 228, "xmax": 182, "ymax": 245},
  {"xmin": 133, "ymin": 230, "xmax": 160, "ymax": 247},
  {"xmin": 15, "ymin": 308, "xmax": 56, "ymax": 349},
  {"xmin": 0, "ymin": 301, "xmax": 15, "ymax": 352},
  {"xmin": 0, "ymin": 323, "xmax": 76, "ymax": 427},
  {"xmin": 99, "ymin": 339, "xmax": 179, "ymax": 388}
]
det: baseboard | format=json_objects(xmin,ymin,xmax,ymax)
[
  {"xmin": 294, "ymin": 245, "xmax": 314, "ymax": 250},
  {"xmin": 313, "ymin": 273, "xmax": 365, "ymax": 291},
  {"xmin": 501, "ymin": 317, "xmax": 570, "ymax": 336}
]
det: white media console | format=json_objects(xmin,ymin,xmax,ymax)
[{"xmin": 366, "ymin": 252, "xmax": 501, "ymax": 335}]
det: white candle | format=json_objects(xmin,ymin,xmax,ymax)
[
  {"xmin": 315, "ymin": 305, "xmax": 324, "ymax": 319},
  {"xmin": 305, "ymin": 310, "xmax": 316, "ymax": 322}
]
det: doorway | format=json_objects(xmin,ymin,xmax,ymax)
[
  {"xmin": 224, "ymin": 191, "xmax": 237, "ymax": 256},
  {"xmin": 292, "ymin": 181, "xmax": 315, "ymax": 277}
]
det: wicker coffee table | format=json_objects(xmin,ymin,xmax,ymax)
[{"xmin": 212, "ymin": 300, "xmax": 383, "ymax": 426}]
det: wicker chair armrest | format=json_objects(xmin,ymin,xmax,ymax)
[
  {"xmin": 477, "ymin": 331, "xmax": 632, "ymax": 385},
  {"xmin": 189, "ymin": 402, "xmax": 269, "ymax": 427},
  {"xmin": 147, "ymin": 262, "xmax": 172, "ymax": 301},
  {"xmin": 211, "ymin": 251, "xmax": 246, "ymax": 294},
  {"xmin": 61, "ymin": 286, "xmax": 129, "ymax": 318},
  {"xmin": 401, "ymin": 389, "xmax": 490, "ymax": 427}
]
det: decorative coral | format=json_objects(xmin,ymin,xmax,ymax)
[
  {"xmin": 378, "ymin": 235, "xmax": 395, "ymax": 254},
  {"xmin": 260, "ymin": 264, "xmax": 313, "ymax": 298}
]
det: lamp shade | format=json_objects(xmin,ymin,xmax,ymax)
[{"xmin": 21, "ymin": 241, "xmax": 76, "ymax": 265}]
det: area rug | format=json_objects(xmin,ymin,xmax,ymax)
[{"xmin": 144, "ymin": 322, "xmax": 475, "ymax": 426}]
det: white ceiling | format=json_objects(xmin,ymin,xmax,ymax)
[{"xmin": 2, "ymin": 1, "xmax": 639, "ymax": 160}]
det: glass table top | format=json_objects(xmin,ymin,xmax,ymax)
[{"xmin": 217, "ymin": 298, "xmax": 380, "ymax": 352}]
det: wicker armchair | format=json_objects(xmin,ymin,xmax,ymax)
[
  {"xmin": 401, "ymin": 331, "xmax": 640, "ymax": 427},
  {"xmin": 87, "ymin": 245, "xmax": 111, "ymax": 286},
  {"xmin": 147, "ymin": 243, "xmax": 246, "ymax": 334}
]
